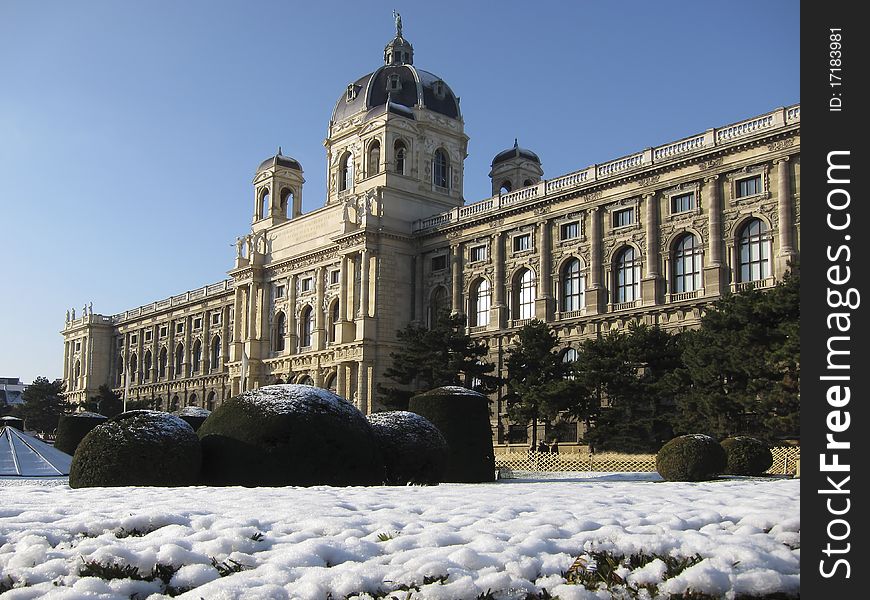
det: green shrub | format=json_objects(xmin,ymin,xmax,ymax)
[
  {"xmin": 173, "ymin": 406, "xmax": 211, "ymax": 432},
  {"xmin": 408, "ymin": 386, "xmax": 494, "ymax": 482},
  {"xmin": 198, "ymin": 384, "xmax": 381, "ymax": 486},
  {"xmin": 367, "ymin": 411, "xmax": 449, "ymax": 485},
  {"xmin": 655, "ymin": 434, "xmax": 726, "ymax": 481},
  {"xmin": 69, "ymin": 410, "xmax": 201, "ymax": 488},
  {"xmin": 721, "ymin": 436, "xmax": 773, "ymax": 475},
  {"xmin": 54, "ymin": 412, "xmax": 107, "ymax": 455}
]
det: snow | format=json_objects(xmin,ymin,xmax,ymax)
[
  {"xmin": 367, "ymin": 411, "xmax": 447, "ymax": 451},
  {"xmin": 236, "ymin": 384, "xmax": 364, "ymax": 421},
  {"xmin": 424, "ymin": 386, "xmax": 487, "ymax": 397},
  {"xmin": 103, "ymin": 411, "xmax": 195, "ymax": 443},
  {"xmin": 68, "ymin": 412, "xmax": 106, "ymax": 419},
  {"xmin": 174, "ymin": 406, "xmax": 211, "ymax": 418},
  {"xmin": 0, "ymin": 474, "xmax": 799, "ymax": 598}
]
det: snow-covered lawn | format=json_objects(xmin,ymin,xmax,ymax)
[{"xmin": 0, "ymin": 474, "xmax": 799, "ymax": 599}]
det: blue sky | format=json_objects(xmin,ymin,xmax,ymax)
[{"xmin": 0, "ymin": 1, "xmax": 799, "ymax": 385}]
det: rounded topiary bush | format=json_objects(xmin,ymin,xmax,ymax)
[
  {"xmin": 69, "ymin": 410, "xmax": 201, "ymax": 488},
  {"xmin": 656, "ymin": 434, "xmax": 727, "ymax": 482},
  {"xmin": 197, "ymin": 384, "xmax": 381, "ymax": 487},
  {"xmin": 54, "ymin": 412, "xmax": 107, "ymax": 455},
  {"xmin": 367, "ymin": 411, "xmax": 449, "ymax": 485},
  {"xmin": 173, "ymin": 406, "xmax": 211, "ymax": 432},
  {"xmin": 408, "ymin": 386, "xmax": 494, "ymax": 483},
  {"xmin": 721, "ymin": 436, "xmax": 773, "ymax": 476}
]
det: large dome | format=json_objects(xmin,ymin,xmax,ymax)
[{"xmin": 332, "ymin": 30, "xmax": 461, "ymax": 123}]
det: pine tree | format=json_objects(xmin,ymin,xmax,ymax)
[
  {"xmin": 12, "ymin": 377, "xmax": 68, "ymax": 433},
  {"xmin": 379, "ymin": 310, "xmax": 497, "ymax": 410},
  {"xmin": 504, "ymin": 320, "xmax": 581, "ymax": 449},
  {"xmin": 88, "ymin": 384, "xmax": 123, "ymax": 417}
]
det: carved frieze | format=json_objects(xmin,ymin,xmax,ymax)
[
  {"xmin": 697, "ymin": 157, "xmax": 723, "ymax": 171},
  {"xmin": 767, "ymin": 138, "xmax": 795, "ymax": 152}
]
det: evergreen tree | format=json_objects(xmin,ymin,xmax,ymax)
[
  {"xmin": 504, "ymin": 320, "xmax": 582, "ymax": 449},
  {"xmin": 575, "ymin": 323, "xmax": 680, "ymax": 453},
  {"xmin": 379, "ymin": 310, "xmax": 497, "ymax": 410},
  {"xmin": 12, "ymin": 377, "xmax": 68, "ymax": 433},
  {"xmin": 667, "ymin": 265, "xmax": 800, "ymax": 441},
  {"xmin": 88, "ymin": 384, "xmax": 123, "ymax": 417}
]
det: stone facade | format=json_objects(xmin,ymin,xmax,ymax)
[{"xmin": 61, "ymin": 28, "xmax": 800, "ymax": 444}]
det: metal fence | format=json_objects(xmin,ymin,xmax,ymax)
[{"xmin": 495, "ymin": 447, "xmax": 800, "ymax": 477}]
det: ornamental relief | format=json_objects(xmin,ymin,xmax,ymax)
[
  {"xmin": 697, "ymin": 157, "xmax": 723, "ymax": 171},
  {"xmin": 637, "ymin": 174, "xmax": 661, "ymax": 188},
  {"xmin": 582, "ymin": 190, "xmax": 604, "ymax": 202},
  {"xmin": 767, "ymin": 138, "xmax": 795, "ymax": 152}
]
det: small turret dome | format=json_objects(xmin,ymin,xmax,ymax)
[
  {"xmin": 256, "ymin": 148, "xmax": 303, "ymax": 174},
  {"xmin": 492, "ymin": 139, "xmax": 541, "ymax": 167}
]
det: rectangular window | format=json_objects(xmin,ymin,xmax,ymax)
[
  {"xmin": 330, "ymin": 270, "xmax": 341, "ymax": 285},
  {"xmin": 671, "ymin": 192, "xmax": 695, "ymax": 214},
  {"xmin": 431, "ymin": 255, "xmax": 447, "ymax": 271},
  {"xmin": 274, "ymin": 284, "xmax": 285, "ymax": 300},
  {"xmin": 513, "ymin": 233, "xmax": 531, "ymax": 252},
  {"xmin": 159, "ymin": 326, "xmax": 168, "ymax": 338},
  {"xmin": 301, "ymin": 278, "xmax": 313, "ymax": 293},
  {"xmin": 211, "ymin": 312, "xmax": 221, "ymax": 326},
  {"xmin": 130, "ymin": 334, "xmax": 137, "ymax": 345},
  {"xmin": 469, "ymin": 245, "xmax": 487, "ymax": 262},
  {"xmin": 613, "ymin": 208, "xmax": 634, "ymax": 228},
  {"xmin": 144, "ymin": 330, "xmax": 152, "ymax": 342},
  {"xmin": 560, "ymin": 221, "xmax": 580, "ymax": 240},
  {"xmin": 176, "ymin": 323, "xmax": 184, "ymax": 334},
  {"xmin": 193, "ymin": 317, "xmax": 202, "ymax": 330},
  {"xmin": 736, "ymin": 175, "xmax": 762, "ymax": 198},
  {"xmin": 75, "ymin": 341, "xmax": 81, "ymax": 352}
]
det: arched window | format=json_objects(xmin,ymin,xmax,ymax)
[
  {"xmin": 523, "ymin": 179, "xmax": 534, "ymax": 187},
  {"xmin": 281, "ymin": 188, "xmax": 294, "ymax": 217},
  {"xmin": 615, "ymin": 247, "xmax": 641, "ymax": 303},
  {"xmin": 274, "ymin": 312, "xmax": 286, "ymax": 352},
  {"xmin": 117, "ymin": 356, "xmax": 124, "ymax": 386},
  {"xmin": 394, "ymin": 141, "xmax": 406, "ymax": 175},
  {"xmin": 368, "ymin": 141, "xmax": 381, "ymax": 176},
  {"xmin": 471, "ymin": 279, "xmax": 491, "ymax": 327},
  {"xmin": 170, "ymin": 395, "xmax": 179, "ymax": 412},
  {"xmin": 159, "ymin": 347, "xmax": 167, "ymax": 378},
  {"xmin": 330, "ymin": 301, "xmax": 340, "ymax": 342},
  {"xmin": 143, "ymin": 351, "xmax": 152, "ymax": 381},
  {"xmin": 500, "ymin": 180, "xmax": 512, "ymax": 194},
  {"xmin": 192, "ymin": 340, "xmax": 202, "ymax": 373},
  {"xmin": 188, "ymin": 393, "xmax": 198, "ymax": 407},
  {"xmin": 339, "ymin": 152, "xmax": 353, "ymax": 191},
  {"xmin": 433, "ymin": 149, "xmax": 448, "ymax": 188},
  {"xmin": 429, "ymin": 287, "xmax": 448, "ymax": 327},
  {"xmin": 738, "ymin": 219, "xmax": 771, "ymax": 283},
  {"xmin": 73, "ymin": 360, "xmax": 80, "ymax": 384},
  {"xmin": 298, "ymin": 375, "xmax": 314, "ymax": 386},
  {"xmin": 516, "ymin": 269, "xmax": 536, "ymax": 320},
  {"xmin": 174, "ymin": 343, "xmax": 184, "ymax": 377},
  {"xmin": 300, "ymin": 306, "xmax": 314, "ymax": 348},
  {"xmin": 561, "ymin": 258, "xmax": 585, "ymax": 312},
  {"xmin": 130, "ymin": 354, "xmax": 138, "ymax": 383},
  {"xmin": 562, "ymin": 347, "xmax": 579, "ymax": 380},
  {"xmin": 155, "ymin": 397, "xmax": 164, "ymax": 411},
  {"xmin": 325, "ymin": 373, "xmax": 337, "ymax": 392},
  {"xmin": 206, "ymin": 391, "xmax": 216, "ymax": 411},
  {"xmin": 211, "ymin": 336, "xmax": 221, "ymax": 370},
  {"xmin": 259, "ymin": 189, "xmax": 270, "ymax": 220},
  {"xmin": 673, "ymin": 234, "xmax": 702, "ymax": 293}
]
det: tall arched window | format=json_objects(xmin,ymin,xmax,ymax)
[
  {"xmin": 516, "ymin": 269, "xmax": 536, "ymax": 320},
  {"xmin": 330, "ymin": 301, "xmax": 340, "ymax": 342},
  {"xmin": 738, "ymin": 219, "xmax": 771, "ymax": 283},
  {"xmin": 561, "ymin": 258, "xmax": 585, "ymax": 312},
  {"xmin": 471, "ymin": 279, "xmax": 491, "ymax": 327},
  {"xmin": 129, "ymin": 354, "xmax": 138, "ymax": 383},
  {"xmin": 429, "ymin": 287, "xmax": 448, "ymax": 327},
  {"xmin": 368, "ymin": 141, "xmax": 381, "ymax": 176},
  {"xmin": 174, "ymin": 343, "xmax": 184, "ymax": 377},
  {"xmin": 281, "ymin": 188, "xmax": 294, "ymax": 217},
  {"xmin": 562, "ymin": 347, "xmax": 579, "ymax": 380},
  {"xmin": 615, "ymin": 247, "xmax": 641, "ymax": 303},
  {"xmin": 159, "ymin": 347, "xmax": 167, "ymax": 378},
  {"xmin": 73, "ymin": 360, "xmax": 80, "ymax": 384},
  {"xmin": 155, "ymin": 397, "xmax": 164, "ymax": 411},
  {"xmin": 188, "ymin": 393, "xmax": 198, "ymax": 407},
  {"xmin": 273, "ymin": 312, "xmax": 286, "ymax": 352},
  {"xmin": 206, "ymin": 391, "xmax": 216, "ymax": 411},
  {"xmin": 325, "ymin": 373, "xmax": 337, "ymax": 392},
  {"xmin": 117, "ymin": 356, "xmax": 124, "ymax": 386},
  {"xmin": 339, "ymin": 152, "xmax": 353, "ymax": 191},
  {"xmin": 170, "ymin": 395, "xmax": 179, "ymax": 412},
  {"xmin": 673, "ymin": 234, "xmax": 702, "ymax": 293},
  {"xmin": 192, "ymin": 340, "xmax": 202, "ymax": 373},
  {"xmin": 394, "ymin": 141, "xmax": 406, "ymax": 175},
  {"xmin": 211, "ymin": 336, "xmax": 221, "ymax": 370},
  {"xmin": 259, "ymin": 189, "xmax": 270, "ymax": 220},
  {"xmin": 143, "ymin": 351, "xmax": 152, "ymax": 381},
  {"xmin": 300, "ymin": 306, "xmax": 314, "ymax": 348},
  {"xmin": 433, "ymin": 149, "xmax": 448, "ymax": 188},
  {"xmin": 500, "ymin": 181, "xmax": 512, "ymax": 194}
]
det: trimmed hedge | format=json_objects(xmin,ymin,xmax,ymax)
[
  {"xmin": 367, "ymin": 411, "xmax": 449, "ymax": 485},
  {"xmin": 174, "ymin": 406, "xmax": 211, "ymax": 432},
  {"xmin": 656, "ymin": 434, "xmax": 726, "ymax": 481},
  {"xmin": 198, "ymin": 384, "xmax": 381, "ymax": 486},
  {"xmin": 408, "ymin": 386, "xmax": 495, "ymax": 483},
  {"xmin": 69, "ymin": 410, "xmax": 201, "ymax": 488},
  {"xmin": 54, "ymin": 412, "xmax": 107, "ymax": 455},
  {"xmin": 721, "ymin": 436, "xmax": 773, "ymax": 475}
]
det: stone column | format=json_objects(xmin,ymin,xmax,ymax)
[
  {"xmin": 314, "ymin": 267, "xmax": 326, "ymax": 349},
  {"xmin": 491, "ymin": 232, "xmax": 507, "ymax": 328},
  {"xmin": 183, "ymin": 316, "xmax": 192, "ymax": 378},
  {"xmin": 336, "ymin": 361, "xmax": 347, "ymax": 400},
  {"xmin": 247, "ymin": 282, "xmax": 257, "ymax": 342},
  {"xmin": 641, "ymin": 194, "xmax": 661, "ymax": 305},
  {"xmin": 703, "ymin": 175, "xmax": 725, "ymax": 295},
  {"xmin": 451, "ymin": 243, "xmax": 462, "ymax": 315},
  {"xmin": 287, "ymin": 274, "xmax": 298, "ymax": 353},
  {"xmin": 413, "ymin": 254, "xmax": 423, "ymax": 324},
  {"xmin": 62, "ymin": 340, "xmax": 70, "ymax": 382},
  {"xmin": 356, "ymin": 361, "xmax": 370, "ymax": 414},
  {"xmin": 231, "ymin": 285, "xmax": 244, "ymax": 362},
  {"xmin": 536, "ymin": 220, "xmax": 553, "ymax": 320},
  {"xmin": 585, "ymin": 207, "xmax": 604, "ymax": 314},
  {"xmin": 358, "ymin": 250, "xmax": 370, "ymax": 318},
  {"xmin": 776, "ymin": 157, "xmax": 796, "ymax": 272}
]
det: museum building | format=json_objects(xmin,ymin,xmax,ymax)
[{"xmin": 60, "ymin": 26, "xmax": 801, "ymax": 444}]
